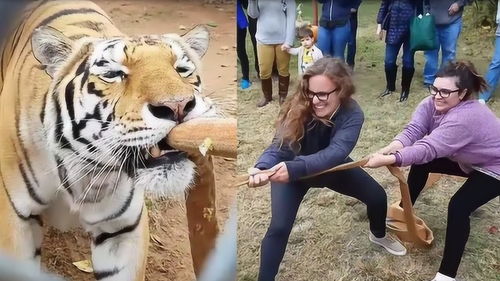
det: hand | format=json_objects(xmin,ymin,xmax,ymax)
[
  {"xmin": 364, "ymin": 153, "xmax": 396, "ymax": 168},
  {"xmin": 376, "ymin": 140, "xmax": 404, "ymax": 155},
  {"xmin": 376, "ymin": 24, "xmax": 384, "ymax": 40},
  {"xmin": 350, "ymin": 8, "xmax": 357, "ymax": 13},
  {"xmin": 280, "ymin": 44, "xmax": 291, "ymax": 52},
  {"xmin": 247, "ymin": 167, "xmax": 272, "ymax": 188},
  {"xmin": 448, "ymin": 2, "xmax": 459, "ymax": 15},
  {"xmin": 268, "ymin": 162, "xmax": 290, "ymax": 183}
]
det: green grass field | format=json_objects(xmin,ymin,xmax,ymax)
[{"xmin": 237, "ymin": 1, "xmax": 500, "ymax": 280}]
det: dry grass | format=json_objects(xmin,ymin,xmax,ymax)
[{"xmin": 237, "ymin": 1, "xmax": 500, "ymax": 280}]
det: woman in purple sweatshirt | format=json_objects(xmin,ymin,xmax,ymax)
[
  {"xmin": 365, "ymin": 61, "xmax": 500, "ymax": 281},
  {"xmin": 248, "ymin": 58, "xmax": 406, "ymax": 281}
]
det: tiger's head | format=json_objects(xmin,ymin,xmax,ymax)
[{"xmin": 32, "ymin": 25, "xmax": 216, "ymax": 198}]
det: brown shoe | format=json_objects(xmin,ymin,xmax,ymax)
[
  {"xmin": 257, "ymin": 78, "xmax": 272, "ymax": 107},
  {"xmin": 278, "ymin": 75, "xmax": 290, "ymax": 105}
]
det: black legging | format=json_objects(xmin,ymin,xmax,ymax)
[
  {"xmin": 248, "ymin": 16, "xmax": 259, "ymax": 75},
  {"xmin": 258, "ymin": 163, "xmax": 387, "ymax": 281},
  {"xmin": 237, "ymin": 25, "xmax": 250, "ymax": 81},
  {"xmin": 346, "ymin": 11, "xmax": 358, "ymax": 67},
  {"xmin": 406, "ymin": 158, "xmax": 500, "ymax": 278}
]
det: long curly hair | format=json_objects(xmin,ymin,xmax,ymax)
[{"xmin": 276, "ymin": 57, "xmax": 355, "ymax": 151}]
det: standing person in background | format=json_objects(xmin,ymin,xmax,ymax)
[
  {"xmin": 316, "ymin": 0, "xmax": 359, "ymax": 60},
  {"xmin": 479, "ymin": 0, "xmax": 500, "ymax": 104},
  {"xmin": 237, "ymin": 0, "xmax": 252, "ymax": 90},
  {"xmin": 286, "ymin": 26, "xmax": 323, "ymax": 76},
  {"xmin": 376, "ymin": 0, "xmax": 419, "ymax": 102},
  {"xmin": 241, "ymin": 0, "xmax": 260, "ymax": 78},
  {"xmin": 346, "ymin": 1, "xmax": 362, "ymax": 69},
  {"xmin": 248, "ymin": 0, "xmax": 296, "ymax": 107},
  {"xmin": 423, "ymin": 0, "xmax": 467, "ymax": 86}
]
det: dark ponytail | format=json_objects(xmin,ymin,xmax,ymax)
[{"xmin": 436, "ymin": 60, "xmax": 488, "ymax": 100}]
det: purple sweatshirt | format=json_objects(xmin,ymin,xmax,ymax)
[{"xmin": 394, "ymin": 96, "xmax": 500, "ymax": 178}]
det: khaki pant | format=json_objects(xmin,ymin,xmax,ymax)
[{"xmin": 257, "ymin": 43, "xmax": 291, "ymax": 79}]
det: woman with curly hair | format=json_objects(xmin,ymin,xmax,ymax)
[{"xmin": 248, "ymin": 57, "xmax": 406, "ymax": 281}]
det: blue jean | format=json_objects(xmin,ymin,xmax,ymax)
[
  {"xmin": 317, "ymin": 21, "xmax": 351, "ymax": 59},
  {"xmin": 480, "ymin": 36, "xmax": 500, "ymax": 101},
  {"xmin": 385, "ymin": 37, "xmax": 414, "ymax": 68},
  {"xmin": 423, "ymin": 18, "xmax": 463, "ymax": 84}
]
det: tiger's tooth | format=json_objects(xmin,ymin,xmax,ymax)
[{"xmin": 150, "ymin": 145, "xmax": 161, "ymax": 158}]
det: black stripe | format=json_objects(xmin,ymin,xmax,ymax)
[
  {"xmin": 75, "ymin": 57, "xmax": 88, "ymax": 76},
  {"xmin": 93, "ymin": 209, "xmax": 142, "ymax": 246},
  {"xmin": 30, "ymin": 215, "xmax": 43, "ymax": 226},
  {"xmin": 36, "ymin": 8, "xmax": 111, "ymax": 29},
  {"xmin": 34, "ymin": 248, "xmax": 42, "ymax": 257},
  {"xmin": 40, "ymin": 90, "xmax": 48, "ymax": 123},
  {"xmin": 87, "ymin": 82, "xmax": 104, "ymax": 97},
  {"xmin": 19, "ymin": 163, "xmax": 46, "ymax": 205},
  {"xmin": 193, "ymin": 75, "xmax": 201, "ymax": 87},
  {"xmin": 86, "ymin": 188, "xmax": 135, "ymax": 225},
  {"xmin": 65, "ymin": 77, "xmax": 76, "ymax": 122},
  {"xmin": 54, "ymin": 94, "xmax": 72, "ymax": 150},
  {"xmin": 69, "ymin": 20, "xmax": 104, "ymax": 32},
  {"xmin": 94, "ymin": 268, "xmax": 120, "ymax": 280},
  {"xmin": 55, "ymin": 157, "xmax": 73, "ymax": 198}
]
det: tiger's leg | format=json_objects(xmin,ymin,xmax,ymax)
[
  {"xmin": 82, "ymin": 197, "xmax": 149, "ymax": 281},
  {"xmin": 0, "ymin": 180, "xmax": 44, "ymax": 263}
]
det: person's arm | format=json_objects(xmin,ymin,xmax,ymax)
[
  {"xmin": 286, "ymin": 46, "xmax": 300, "ymax": 55},
  {"xmin": 394, "ymin": 97, "xmax": 434, "ymax": 147},
  {"xmin": 376, "ymin": 0, "xmax": 389, "ymax": 24},
  {"xmin": 284, "ymin": 109, "xmax": 364, "ymax": 181},
  {"xmin": 284, "ymin": 0, "xmax": 297, "ymax": 48},
  {"xmin": 395, "ymin": 119, "xmax": 473, "ymax": 167},
  {"xmin": 247, "ymin": 0, "xmax": 259, "ymax": 19},
  {"xmin": 254, "ymin": 137, "xmax": 295, "ymax": 170}
]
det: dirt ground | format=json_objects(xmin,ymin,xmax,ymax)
[{"xmin": 40, "ymin": 1, "xmax": 236, "ymax": 281}]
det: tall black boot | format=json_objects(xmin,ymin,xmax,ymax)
[
  {"xmin": 379, "ymin": 64, "xmax": 397, "ymax": 98},
  {"xmin": 399, "ymin": 67, "xmax": 415, "ymax": 102},
  {"xmin": 278, "ymin": 75, "xmax": 290, "ymax": 105}
]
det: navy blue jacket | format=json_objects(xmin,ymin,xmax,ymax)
[
  {"xmin": 318, "ymin": 0, "xmax": 361, "ymax": 24},
  {"xmin": 377, "ymin": 0, "xmax": 418, "ymax": 45},
  {"xmin": 255, "ymin": 99, "xmax": 364, "ymax": 181}
]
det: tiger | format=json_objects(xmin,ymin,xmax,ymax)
[{"xmin": 0, "ymin": 1, "xmax": 219, "ymax": 280}]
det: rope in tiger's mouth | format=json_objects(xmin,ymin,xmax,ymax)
[{"xmin": 140, "ymin": 137, "xmax": 187, "ymax": 169}]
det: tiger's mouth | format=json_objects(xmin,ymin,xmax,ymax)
[{"xmin": 140, "ymin": 138, "xmax": 187, "ymax": 169}]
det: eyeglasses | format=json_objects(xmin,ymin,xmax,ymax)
[
  {"xmin": 428, "ymin": 85, "xmax": 461, "ymax": 98},
  {"xmin": 306, "ymin": 88, "xmax": 338, "ymax": 101}
]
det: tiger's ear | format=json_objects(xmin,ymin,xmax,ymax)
[
  {"xmin": 32, "ymin": 26, "xmax": 73, "ymax": 77},
  {"xmin": 182, "ymin": 25, "xmax": 209, "ymax": 58}
]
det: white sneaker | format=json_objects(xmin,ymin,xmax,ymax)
[
  {"xmin": 369, "ymin": 232, "xmax": 407, "ymax": 256},
  {"xmin": 431, "ymin": 272, "xmax": 456, "ymax": 281}
]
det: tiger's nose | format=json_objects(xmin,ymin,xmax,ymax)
[{"xmin": 148, "ymin": 96, "xmax": 196, "ymax": 122}]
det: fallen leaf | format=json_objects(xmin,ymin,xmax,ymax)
[
  {"xmin": 207, "ymin": 22, "xmax": 218, "ymax": 28},
  {"xmin": 73, "ymin": 260, "xmax": 93, "ymax": 273},
  {"xmin": 198, "ymin": 138, "xmax": 214, "ymax": 156},
  {"xmin": 179, "ymin": 25, "xmax": 186, "ymax": 30},
  {"xmin": 220, "ymin": 46, "xmax": 229, "ymax": 51}
]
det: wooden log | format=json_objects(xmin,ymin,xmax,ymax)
[
  {"xmin": 167, "ymin": 118, "xmax": 237, "ymax": 159},
  {"xmin": 186, "ymin": 153, "xmax": 219, "ymax": 277}
]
